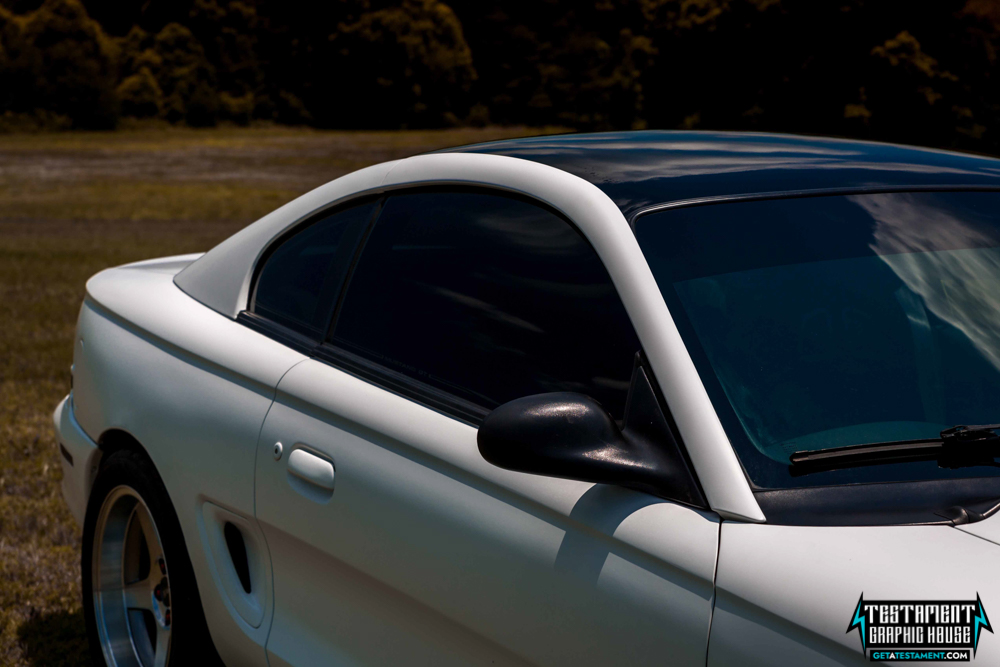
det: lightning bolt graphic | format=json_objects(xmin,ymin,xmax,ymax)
[
  {"xmin": 847, "ymin": 593, "xmax": 867, "ymax": 653},
  {"xmin": 973, "ymin": 593, "xmax": 993, "ymax": 656}
]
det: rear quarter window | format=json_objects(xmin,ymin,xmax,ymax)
[{"xmin": 252, "ymin": 200, "xmax": 375, "ymax": 337}]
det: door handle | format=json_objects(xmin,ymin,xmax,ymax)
[{"xmin": 287, "ymin": 448, "xmax": 335, "ymax": 491}]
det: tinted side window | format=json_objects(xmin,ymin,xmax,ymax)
[
  {"xmin": 253, "ymin": 201, "xmax": 375, "ymax": 336},
  {"xmin": 329, "ymin": 190, "xmax": 640, "ymax": 419}
]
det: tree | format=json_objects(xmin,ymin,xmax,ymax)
[
  {"xmin": 187, "ymin": 0, "xmax": 261, "ymax": 120},
  {"xmin": 116, "ymin": 26, "xmax": 162, "ymax": 118},
  {"xmin": 450, "ymin": 0, "xmax": 653, "ymax": 129},
  {"xmin": 1, "ymin": 0, "xmax": 118, "ymax": 128},
  {"xmin": 117, "ymin": 65, "xmax": 162, "ymax": 117},
  {"xmin": 0, "ymin": 0, "xmax": 999, "ymax": 156},
  {"xmin": 153, "ymin": 22, "xmax": 218, "ymax": 125},
  {"xmin": 318, "ymin": 0, "xmax": 476, "ymax": 127}
]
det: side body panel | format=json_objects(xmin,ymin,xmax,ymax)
[
  {"xmin": 709, "ymin": 521, "xmax": 1000, "ymax": 666},
  {"xmin": 256, "ymin": 360, "xmax": 720, "ymax": 667},
  {"xmin": 71, "ymin": 259, "xmax": 307, "ymax": 667}
]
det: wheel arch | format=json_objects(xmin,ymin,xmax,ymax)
[
  {"xmin": 97, "ymin": 427, "xmax": 149, "ymax": 462},
  {"xmin": 83, "ymin": 431, "xmax": 226, "ymax": 667}
]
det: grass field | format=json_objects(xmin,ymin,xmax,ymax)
[{"xmin": 0, "ymin": 124, "xmax": 557, "ymax": 666}]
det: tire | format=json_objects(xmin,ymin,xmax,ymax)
[{"xmin": 82, "ymin": 448, "xmax": 224, "ymax": 667}]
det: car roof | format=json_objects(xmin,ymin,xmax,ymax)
[{"xmin": 443, "ymin": 130, "xmax": 1000, "ymax": 221}]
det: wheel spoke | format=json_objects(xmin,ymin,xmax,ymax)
[
  {"xmin": 153, "ymin": 624, "xmax": 170, "ymax": 667},
  {"xmin": 123, "ymin": 578, "xmax": 153, "ymax": 611},
  {"xmin": 132, "ymin": 505, "xmax": 164, "ymax": 565}
]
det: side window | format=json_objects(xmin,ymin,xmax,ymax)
[
  {"xmin": 252, "ymin": 200, "xmax": 375, "ymax": 337},
  {"xmin": 329, "ymin": 190, "xmax": 641, "ymax": 419}
]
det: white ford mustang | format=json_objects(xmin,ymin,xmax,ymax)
[{"xmin": 55, "ymin": 131, "xmax": 1000, "ymax": 666}]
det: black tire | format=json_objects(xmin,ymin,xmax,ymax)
[{"xmin": 82, "ymin": 448, "xmax": 225, "ymax": 667}]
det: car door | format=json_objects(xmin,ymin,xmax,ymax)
[{"xmin": 253, "ymin": 188, "xmax": 721, "ymax": 666}]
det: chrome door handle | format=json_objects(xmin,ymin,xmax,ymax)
[{"xmin": 287, "ymin": 449, "xmax": 335, "ymax": 491}]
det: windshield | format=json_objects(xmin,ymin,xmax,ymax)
[{"xmin": 635, "ymin": 191, "xmax": 1000, "ymax": 488}]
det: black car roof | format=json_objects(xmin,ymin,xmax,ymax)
[{"xmin": 444, "ymin": 130, "xmax": 1000, "ymax": 222}]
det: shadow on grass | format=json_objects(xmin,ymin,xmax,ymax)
[{"xmin": 17, "ymin": 609, "xmax": 92, "ymax": 667}]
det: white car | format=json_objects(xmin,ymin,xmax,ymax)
[{"xmin": 56, "ymin": 131, "xmax": 1000, "ymax": 667}]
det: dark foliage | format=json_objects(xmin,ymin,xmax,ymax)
[
  {"xmin": 0, "ymin": 0, "xmax": 118, "ymax": 128},
  {"xmin": 0, "ymin": 0, "xmax": 998, "ymax": 154}
]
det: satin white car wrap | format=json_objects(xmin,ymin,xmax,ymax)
[{"xmin": 53, "ymin": 148, "xmax": 1000, "ymax": 666}]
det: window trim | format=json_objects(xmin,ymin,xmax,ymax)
[
  {"xmin": 236, "ymin": 310, "xmax": 318, "ymax": 357},
  {"xmin": 313, "ymin": 343, "xmax": 490, "ymax": 426},
  {"xmin": 237, "ymin": 310, "xmax": 489, "ymax": 426},
  {"xmin": 628, "ymin": 184, "xmax": 1000, "ymax": 228}
]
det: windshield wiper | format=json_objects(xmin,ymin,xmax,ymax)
[
  {"xmin": 940, "ymin": 423, "xmax": 1000, "ymax": 443},
  {"xmin": 789, "ymin": 423, "xmax": 1000, "ymax": 475}
]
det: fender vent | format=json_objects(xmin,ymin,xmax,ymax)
[{"xmin": 224, "ymin": 522, "xmax": 252, "ymax": 594}]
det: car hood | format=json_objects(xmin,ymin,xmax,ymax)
[
  {"xmin": 955, "ymin": 510, "xmax": 1000, "ymax": 548},
  {"xmin": 713, "ymin": 518, "xmax": 1000, "ymax": 665}
]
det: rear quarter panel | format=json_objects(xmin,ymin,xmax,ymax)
[{"xmin": 72, "ymin": 261, "xmax": 306, "ymax": 666}]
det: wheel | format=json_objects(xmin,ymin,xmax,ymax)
[{"xmin": 82, "ymin": 448, "xmax": 224, "ymax": 667}]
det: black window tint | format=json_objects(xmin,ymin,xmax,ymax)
[
  {"xmin": 329, "ymin": 190, "xmax": 640, "ymax": 418},
  {"xmin": 253, "ymin": 201, "xmax": 375, "ymax": 336},
  {"xmin": 636, "ymin": 191, "xmax": 1000, "ymax": 488}
]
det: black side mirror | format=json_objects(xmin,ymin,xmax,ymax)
[{"xmin": 477, "ymin": 358, "xmax": 706, "ymax": 507}]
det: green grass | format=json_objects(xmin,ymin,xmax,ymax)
[
  {"xmin": 0, "ymin": 124, "xmax": 563, "ymax": 666},
  {"xmin": 0, "ymin": 182, "xmax": 300, "ymax": 221}
]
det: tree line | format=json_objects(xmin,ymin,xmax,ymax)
[{"xmin": 0, "ymin": 0, "xmax": 998, "ymax": 155}]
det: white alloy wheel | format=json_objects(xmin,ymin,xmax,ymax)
[{"xmin": 91, "ymin": 485, "xmax": 172, "ymax": 667}]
